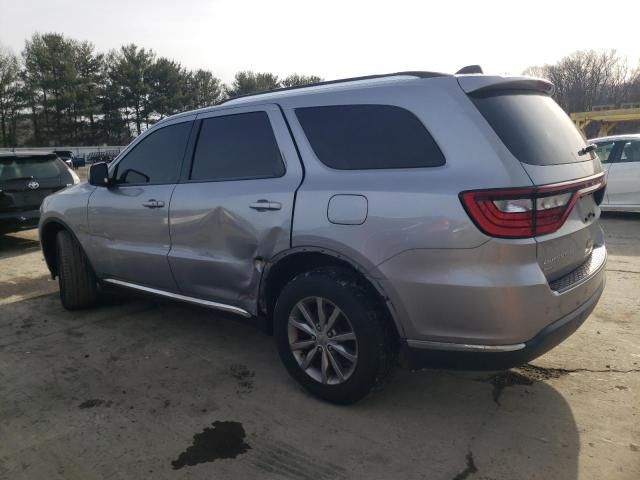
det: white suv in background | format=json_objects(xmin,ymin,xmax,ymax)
[{"xmin": 591, "ymin": 134, "xmax": 640, "ymax": 212}]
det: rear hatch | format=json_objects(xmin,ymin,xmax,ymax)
[
  {"xmin": 0, "ymin": 154, "xmax": 69, "ymax": 213},
  {"xmin": 459, "ymin": 76, "xmax": 605, "ymax": 283}
]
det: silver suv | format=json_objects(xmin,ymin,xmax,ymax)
[{"xmin": 39, "ymin": 70, "xmax": 607, "ymax": 404}]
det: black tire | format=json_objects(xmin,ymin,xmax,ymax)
[
  {"xmin": 56, "ymin": 230, "xmax": 98, "ymax": 310},
  {"xmin": 274, "ymin": 267, "xmax": 394, "ymax": 404}
]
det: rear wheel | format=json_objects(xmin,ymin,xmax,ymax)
[
  {"xmin": 274, "ymin": 268, "xmax": 393, "ymax": 404},
  {"xmin": 56, "ymin": 230, "xmax": 98, "ymax": 310}
]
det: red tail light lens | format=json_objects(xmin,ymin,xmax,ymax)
[{"xmin": 460, "ymin": 173, "xmax": 605, "ymax": 238}]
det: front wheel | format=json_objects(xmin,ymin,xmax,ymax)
[
  {"xmin": 274, "ymin": 268, "xmax": 393, "ymax": 404},
  {"xmin": 56, "ymin": 230, "xmax": 98, "ymax": 310}
]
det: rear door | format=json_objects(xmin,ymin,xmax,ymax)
[
  {"xmin": 168, "ymin": 104, "xmax": 303, "ymax": 315},
  {"xmin": 87, "ymin": 118, "xmax": 193, "ymax": 290},
  {"xmin": 464, "ymin": 82, "xmax": 605, "ymax": 281},
  {"xmin": 606, "ymin": 140, "xmax": 640, "ymax": 207}
]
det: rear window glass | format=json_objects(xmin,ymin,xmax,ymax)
[
  {"xmin": 471, "ymin": 92, "xmax": 589, "ymax": 166},
  {"xmin": 190, "ymin": 112, "xmax": 284, "ymax": 181},
  {"xmin": 295, "ymin": 105, "xmax": 445, "ymax": 170},
  {"xmin": 0, "ymin": 156, "xmax": 63, "ymax": 181}
]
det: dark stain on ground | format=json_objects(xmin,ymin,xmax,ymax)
[
  {"xmin": 452, "ymin": 452, "xmax": 478, "ymax": 480},
  {"xmin": 19, "ymin": 317, "xmax": 34, "ymax": 330},
  {"xmin": 65, "ymin": 328, "xmax": 85, "ymax": 338},
  {"xmin": 78, "ymin": 399, "xmax": 112, "ymax": 409},
  {"xmin": 230, "ymin": 364, "xmax": 255, "ymax": 393},
  {"xmin": 171, "ymin": 421, "xmax": 251, "ymax": 470},
  {"xmin": 481, "ymin": 364, "xmax": 570, "ymax": 405}
]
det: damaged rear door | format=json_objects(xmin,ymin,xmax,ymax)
[{"xmin": 168, "ymin": 104, "xmax": 303, "ymax": 315}]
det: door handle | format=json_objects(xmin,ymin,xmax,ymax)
[
  {"xmin": 142, "ymin": 199, "xmax": 165, "ymax": 208},
  {"xmin": 249, "ymin": 200, "xmax": 282, "ymax": 211}
]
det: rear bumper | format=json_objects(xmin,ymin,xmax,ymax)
[
  {"xmin": 399, "ymin": 275, "xmax": 604, "ymax": 370},
  {"xmin": 372, "ymin": 231, "xmax": 606, "ymax": 344},
  {"xmin": 0, "ymin": 209, "xmax": 40, "ymax": 233}
]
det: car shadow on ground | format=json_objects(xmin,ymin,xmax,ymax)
[
  {"xmin": 0, "ymin": 293, "xmax": 580, "ymax": 480},
  {"xmin": 0, "ymin": 230, "xmax": 40, "ymax": 259}
]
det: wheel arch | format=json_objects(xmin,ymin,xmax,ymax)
[
  {"xmin": 259, "ymin": 247, "xmax": 405, "ymax": 339},
  {"xmin": 39, "ymin": 217, "xmax": 89, "ymax": 279}
]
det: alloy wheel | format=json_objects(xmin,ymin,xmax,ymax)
[{"xmin": 287, "ymin": 296, "xmax": 359, "ymax": 385}]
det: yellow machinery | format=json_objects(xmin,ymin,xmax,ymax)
[{"xmin": 571, "ymin": 106, "xmax": 640, "ymax": 137}]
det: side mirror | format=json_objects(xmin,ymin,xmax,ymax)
[{"xmin": 88, "ymin": 162, "xmax": 110, "ymax": 187}]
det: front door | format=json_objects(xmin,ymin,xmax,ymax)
[
  {"xmin": 87, "ymin": 118, "xmax": 194, "ymax": 290},
  {"xmin": 168, "ymin": 105, "xmax": 303, "ymax": 314}
]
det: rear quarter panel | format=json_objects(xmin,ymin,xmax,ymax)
[{"xmin": 282, "ymin": 77, "xmax": 533, "ymax": 269}]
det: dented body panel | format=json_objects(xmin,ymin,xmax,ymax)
[{"xmin": 167, "ymin": 104, "xmax": 303, "ymax": 315}]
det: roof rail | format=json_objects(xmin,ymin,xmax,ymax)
[{"xmin": 221, "ymin": 71, "xmax": 449, "ymax": 104}]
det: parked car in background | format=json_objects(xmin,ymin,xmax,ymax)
[
  {"xmin": 52, "ymin": 149, "xmax": 86, "ymax": 169},
  {"xmin": 1, "ymin": 151, "xmax": 79, "ymax": 234},
  {"xmin": 591, "ymin": 134, "xmax": 640, "ymax": 212},
  {"xmin": 39, "ymin": 70, "xmax": 607, "ymax": 404},
  {"xmin": 53, "ymin": 150, "xmax": 76, "ymax": 169},
  {"xmin": 86, "ymin": 150, "xmax": 121, "ymax": 164}
]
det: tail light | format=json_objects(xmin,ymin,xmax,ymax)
[{"xmin": 460, "ymin": 173, "xmax": 605, "ymax": 238}]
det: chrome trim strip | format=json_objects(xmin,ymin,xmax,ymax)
[
  {"xmin": 406, "ymin": 339, "xmax": 526, "ymax": 353},
  {"xmin": 102, "ymin": 278, "xmax": 252, "ymax": 318}
]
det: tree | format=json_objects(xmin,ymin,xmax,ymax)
[
  {"xmin": 72, "ymin": 41, "xmax": 104, "ymax": 144},
  {"xmin": 227, "ymin": 71, "xmax": 280, "ymax": 98},
  {"xmin": 185, "ymin": 69, "xmax": 225, "ymax": 108},
  {"xmin": 0, "ymin": 46, "xmax": 21, "ymax": 147},
  {"xmin": 146, "ymin": 57, "xmax": 187, "ymax": 120},
  {"xmin": 107, "ymin": 44, "xmax": 155, "ymax": 135},
  {"xmin": 524, "ymin": 50, "xmax": 639, "ymax": 113},
  {"xmin": 22, "ymin": 33, "xmax": 78, "ymax": 145},
  {"xmin": 281, "ymin": 74, "xmax": 323, "ymax": 88}
]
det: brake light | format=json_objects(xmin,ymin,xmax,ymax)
[{"xmin": 460, "ymin": 173, "xmax": 605, "ymax": 238}]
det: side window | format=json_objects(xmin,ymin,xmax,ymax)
[
  {"xmin": 594, "ymin": 142, "xmax": 615, "ymax": 164},
  {"xmin": 190, "ymin": 111, "xmax": 285, "ymax": 181},
  {"xmin": 295, "ymin": 104, "xmax": 445, "ymax": 170},
  {"xmin": 115, "ymin": 122, "xmax": 192, "ymax": 185},
  {"xmin": 620, "ymin": 141, "xmax": 640, "ymax": 163}
]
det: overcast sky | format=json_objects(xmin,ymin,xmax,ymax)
[{"xmin": 1, "ymin": 0, "xmax": 639, "ymax": 83}]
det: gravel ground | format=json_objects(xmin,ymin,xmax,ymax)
[{"xmin": 0, "ymin": 214, "xmax": 638, "ymax": 480}]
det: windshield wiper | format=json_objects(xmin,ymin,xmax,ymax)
[{"xmin": 578, "ymin": 144, "xmax": 597, "ymax": 156}]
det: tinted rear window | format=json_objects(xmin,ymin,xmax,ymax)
[
  {"xmin": 0, "ymin": 156, "xmax": 63, "ymax": 181},
  {"xmin": 471, "ymin": 92, "xmax": 589, "ymax": 166},
  {"xmin": 190, "ymin": 112, "xmax": 284, "ymax": 181},
  {"xmin": 296, "ymin": 105, "xmax": 445, "ymax": 170}
]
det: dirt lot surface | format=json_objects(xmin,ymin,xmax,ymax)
[{"xmin": 0, "ymin": 215, "xmax": 638, "ymax": 479}]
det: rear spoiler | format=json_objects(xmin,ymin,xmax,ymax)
[{"xmin": 457, "ymin": 75, "xmax": 554, "ymax": 96}]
